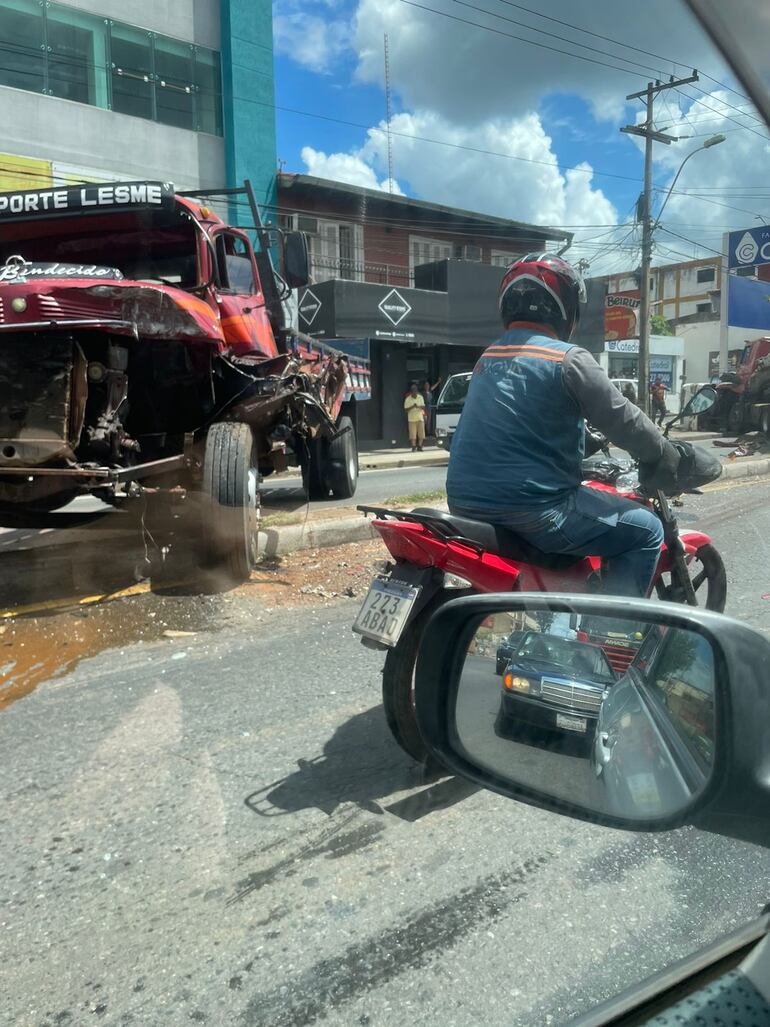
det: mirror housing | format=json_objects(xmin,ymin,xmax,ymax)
[
  {"xmin": 283, "ymin": 231, "xmax": 310, "ymax": 289},
  {"xmin": 665, "ymin": 384, "xmax": 717, "ymax": 433},
  {"xmin": 415, "ymin": 593, "xmax": 770, "ymax": 844},
  {"xmin": 680, "ymin": 384, "xmax": 717, "ymax": 419}
]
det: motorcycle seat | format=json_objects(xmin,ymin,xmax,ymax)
[{"xmin": 410, "ymin": 508, "xmax": 582, "ymax": 571}]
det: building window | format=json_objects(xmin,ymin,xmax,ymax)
[
  {"xmin": 490, "ymin": 249, "xmax": 517, "ymax": 267},
  {"xmin": 110, "ymin": 23, "xmax": 153, "ymax": 120},
  {"xmin": 697, "ymin": 266, "xmax": 716, "ymax": 284},
  {"xmin": 0, "ymin": 0, "xmax": 45, "ymax": 95},
  {"xmin": 284, "ymin": 214, "xmax": 364, "ymax": 282},
  {"xmin": 735, "ymin": 265, "xmax": 756, "ymax": 278},
  {"xmin": 696, "ymin": 301, "xmax": 713, "ymax": 314},
  {"xmin": 154, "ymin": 34, "xmax": 194, "ymax": 131},
  {"xmin": 0, "ymin": 1, "xmax": 223, "ymax": 135},
  {"xmin": 409, "ymin": 236, "xmax": 453, "ymax": 278}
]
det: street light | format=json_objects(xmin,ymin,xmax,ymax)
[
  {"xmin": 636, "ymin": 133, "xmax": 726, "ymax": 414},
  {"xmin": 652, "ymin": 134, "xmax": 726, "ymax": 232}
]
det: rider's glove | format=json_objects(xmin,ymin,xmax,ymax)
[{"xmin": 638, "ymin": 440, "xmax": 681, "ymax": 494}]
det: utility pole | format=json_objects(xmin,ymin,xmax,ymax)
[
  {"xmin": 383, "ymin": 34, "xmax": 394, "ymax": 194},
  {"xmin": 620, "ymin": 72, "xmax": 698, "ymax": 413}
]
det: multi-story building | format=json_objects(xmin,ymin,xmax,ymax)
[
  {"xmin": 601, "ymin": 256, "xmax": 770, "ymax": 387},
  {"xmin": 275, "ymin": 173, "xmax": 610, "ymax": 444},
  {"xmin": 603, "ymin": 256, "xmax": 724, "ymax": 322},
  {"xmin": 0, "ymin": 0, "xmax": 275, "ymax": 200},
  {"xmin": 277, "ymin": 172, "xmax": 550, "ymax": 288}
]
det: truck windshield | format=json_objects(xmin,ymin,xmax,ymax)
[
  {"xmin": 0, "ymin": 208, "xmax": 199, "ymax": 288},
  {"xmin": 438, "ymin": 374, "xmax": 472, "ymax": 406}
]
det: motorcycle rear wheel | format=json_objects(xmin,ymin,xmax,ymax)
[
  {"xmin": 382, "ymin": 588, "xmax": 471, "ymax": 763},
  {"xmin": 654, "ymin": 543, "xmax": 727, "ymax": 612}
]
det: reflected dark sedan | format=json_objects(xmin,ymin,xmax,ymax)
[{"xmin": 499, "ymin": 632, "xmax": 616, "ymax": 738}]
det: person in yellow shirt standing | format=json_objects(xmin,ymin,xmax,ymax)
[{"xmin": 404, "ymin": 381, "xmax": 426, "ymax": 451}]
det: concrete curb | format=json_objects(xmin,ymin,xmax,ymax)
[
  {"xmin": 259, "ymin": 515, "xmax": 379, "ymax": 558},
  {"xmin": 262, "ymin": 457, "xmax": 770, "ymax": 556},
  {"xmin": 719, "ymin": 457, "xmax": 770, "ymax": 480},
  {"xmin": 359, "ymin": 453, "xmax": 449, "ymax": 470}
]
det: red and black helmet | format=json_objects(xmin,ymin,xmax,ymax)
[{"xmin": 498, "ymin": 252, "xmax": 586, "ymax": 340}]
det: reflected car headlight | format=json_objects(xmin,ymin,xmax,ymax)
[{"xmin": 503, "ymin": 672, "xmax": 534, "ymax": 693}]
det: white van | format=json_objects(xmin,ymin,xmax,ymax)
[{"xmin": 435, "ymin": 372, "xmax": 472, "ymax": 449}]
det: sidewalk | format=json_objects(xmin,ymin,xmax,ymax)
[
  {"xmin": 260, "ymin": 428, "xmax": 770, "ymax": 557},
  {"xmin": 359, "ymin": 444, "xmax": 449, "ymax": 470},
  {"xmin": 357, "ymin": 430, "xmax": 730, "ymax": 471}
]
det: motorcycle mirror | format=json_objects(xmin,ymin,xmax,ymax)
[
  {"xmin": 663, "ymin": 385, "xmax": 718, "ymax": 435},
  {"xmin": 680, "ymin": 385, "xmax": 718, "ymax": 419},
  {"xmin": 415, "ymin": 593, "xmax": 770, "ymax": 844}
]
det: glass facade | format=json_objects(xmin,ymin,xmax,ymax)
[{"xmin": 0, "ymin": 1, "xmax": 223, "ymax": 135}]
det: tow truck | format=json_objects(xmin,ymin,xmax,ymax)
[
  {"xmin": 0, "ymin": 180, "xmax": 371, "ymax": 582},
  {"xmin": 704, "ymin": 336, "xmax": 770, "ymax": 436}
]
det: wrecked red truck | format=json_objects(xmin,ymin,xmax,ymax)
[{"xmin": 0, "ymin": 180, "xmax": 370, "ymax": 581}]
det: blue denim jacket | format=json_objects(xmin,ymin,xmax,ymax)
[{"xmin": 446, "ymin": 328, "xmax": 585, "ymax": 513}]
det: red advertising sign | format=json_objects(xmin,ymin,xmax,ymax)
[{"xmin": 605, "ymin": 291, "xmax": 640, "ymax": 340}]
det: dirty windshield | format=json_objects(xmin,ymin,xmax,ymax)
[{"xmin": 2, "ymin": 1, "xmax": 770, "ymax": 1025}]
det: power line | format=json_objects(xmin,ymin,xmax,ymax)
[
  {"xmin": 476, "ymin": 0, "xmax": 752, "ymax": 104},
  {"xmin": 398, "ymin": 0, "xmax": 651, "ymax": 81},
  {"xmin": 445, "ymin": 0, "xmax": 671, "ymax": 82}
]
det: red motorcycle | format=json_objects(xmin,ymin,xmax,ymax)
[{"xmin": 353, "ymin": 392, "xmax": 726, "ymax": 762}]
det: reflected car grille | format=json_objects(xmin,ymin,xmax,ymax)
[{"xmin": 540, "ymin": 678, "xmax": 603, "ymax": 713}]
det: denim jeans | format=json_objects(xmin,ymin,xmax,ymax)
[{"xmin": 452, "ymin": 486, "xmax": 664, "ymax": 598}]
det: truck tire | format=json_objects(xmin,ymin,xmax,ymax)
[
  {"xmin": 326, "ymin": 415, "xmax": 358, "ymax": 499},
  {"xmin": 300, "ymin": 435, "xmax": 329, "ymax": 500},
  {"xmin": 202, "ymin": 422, "xmax": 259, "ymax": 583},
  {"xmin": 761, "ymin": 408, "xmax": 770, "ymax": 438}
]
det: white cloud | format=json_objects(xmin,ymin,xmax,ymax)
[
  {"xmin": 301, "ymin": 145, "xmax": 404, "ymax": 193},
  {"xmin": 301, "ymin": 110, "xmax": 618, "ymax": 259},
  {"xmin": 352, "ymin": 0, "xmax": 729, "ymax": 126},
  {"xmin": 274, "ymin": 1, "xmax": 351, "ymax": 74}
]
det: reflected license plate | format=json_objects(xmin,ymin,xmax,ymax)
[
  {"xmin": 556, "ymin": 713, "xmax": 588, "ymax": 733},
  {"xmin": 352, "ymin": 578, "xmax": 420, "ymax": 647}
]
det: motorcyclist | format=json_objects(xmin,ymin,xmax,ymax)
[{"xmin": 446, "ymin": 253, "xmax": 681, "ymax": 598}]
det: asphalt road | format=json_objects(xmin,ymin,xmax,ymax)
[
  {"xmin": 3, "ymin": 476, "xmax": 770, "ymax": 1026},
  {"xmin": 261, "ymin": 463, "xmax": 448, "ymax": 510}
]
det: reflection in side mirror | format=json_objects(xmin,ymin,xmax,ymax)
[
  {"xmin": 680, "ymin": 385, "xmax": 717, "ymax": 418},
  {"xmin": 283, "ymin": 231, "xmax": 310, "ymax": 289},
  {"xmin": 441, "ymin": 600, "xmax": 718, "ymax": 824}
]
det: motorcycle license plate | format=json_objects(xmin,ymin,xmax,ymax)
[
  {"xmin": 556, "ymin": 713, "xmax": 588, "ymax": 733},
  {"xmin": 352, "ymin": 578, "xmax": 420, "ymax": 647}
]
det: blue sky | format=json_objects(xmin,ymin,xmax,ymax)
[{"xmin": 272, "ymin": 0, "xmax": 770, "ymax": 274}]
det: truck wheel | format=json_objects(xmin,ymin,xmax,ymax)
[
  {"xmin": 326, "ymin": 416, "xmax": 358, "ymax": 499},
  {"xmin": 761, "ymin": 408, "xmax": 770, "ymax": 438},
  {"xmin": 727, "ymin": 400, "xmax": 744, "ymax": 435},
  {"xmin": 300, "ymin": 435, "xmax": 329, "ymax": 500},
  {"xmin": 202, "ymin": 422, "xmax": 259, "ymax": 583}
]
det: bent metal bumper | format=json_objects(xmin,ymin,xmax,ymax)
[{"xmin": 0, "ymin": 454, "xmax": 188, "ymax": 484}]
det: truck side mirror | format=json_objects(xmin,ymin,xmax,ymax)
[{"xmin": 283, "ymin": 231, "xmax": 310, "ymax": 289}]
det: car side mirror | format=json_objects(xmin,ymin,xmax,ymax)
[
  {"xmin": 283, "ymin": 231, "xmax": 310, "ymax": 289},
  {"xmin": 414, "ymin": 593, "xmax": 770, "ymax": 844}
]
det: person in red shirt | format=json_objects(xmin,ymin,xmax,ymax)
[{"xmin": 651, "ymin": 376, "xmax": 668, "ymax": 426}]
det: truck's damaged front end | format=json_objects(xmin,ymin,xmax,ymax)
[{"xmin": 0, "ymin": 182, "xmax": 346, "ymax": 518}]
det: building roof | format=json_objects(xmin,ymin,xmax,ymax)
[{"xmin": 277, "ymin": 172, "xmax": 571, "ymax": 245}]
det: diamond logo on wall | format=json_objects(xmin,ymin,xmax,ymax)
[
  {"xmin": 378, "ymin": 288, "xmax": 412, "ymax": 327},
  {"xmin": 299, "ymin": 289, "xmax": 322, "ymax": 326}
]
